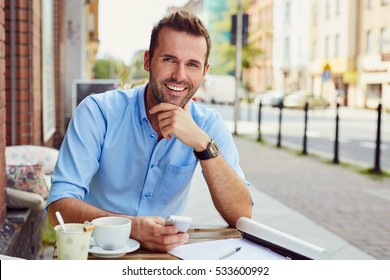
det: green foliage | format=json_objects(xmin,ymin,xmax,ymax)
[
  {"xmin": 93, "ymin": 57, "xmax": 127, "ymax": 79},
  {"xmin": 209, "ymin": 42, "xmax": 235, "ymax": 75},
  {"xmin": 93, "ymin": 52, "xmax": 149, "ymax": 89},
  {"xmin": 116, "ymin": 67, "xmax": 131, "ymax": 89},
  {"xmin": 130, "ymin": 50, "xmax": 149, "ymax": 80},
  {"xmin": 41, "ymin": 218, "xmax": 56, "ymax": 245},
  {"xmin": 207, "ymin": 0, "xmax": 263, "ymax": 76},
  {"xmin": 359, "ymin": 168, "xmax": 390, "ymax": 180}
]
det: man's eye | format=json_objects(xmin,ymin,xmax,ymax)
[
  {"xmin": 164, "ymin": 58, "xmax": 175, "ymax": 62},
  {"xmin": 188, "ymin": 63, "xmax": 198, "ymax": 68}
]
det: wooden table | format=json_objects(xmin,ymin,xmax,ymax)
[{"xmin": 88, "ymin": 227, "xmax": 242, "ymax": 260}]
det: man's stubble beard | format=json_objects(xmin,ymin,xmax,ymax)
[{"xmin": 149, "ymin": 72, "xmax": 198, "ymax": 108}]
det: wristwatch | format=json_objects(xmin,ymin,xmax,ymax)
[{"xmin": 194, "ymin": 140, "xmax": 219, "ymax": 160}]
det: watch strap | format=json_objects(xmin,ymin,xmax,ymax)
[{"xmin": 194, "ymin": 140, "xmax": 219, "ymax": 160}]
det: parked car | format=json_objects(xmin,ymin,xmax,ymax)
[
  {"xmin": 254, "ymin": 90, "xmax": 284, "ymax": 107},
  {"xmin": 192, "ymin": 81, "xmax": 210, "ymax": 103},
  {"xmin": 206, "ymin": 74, "xmax": 237, "ymax": 105},
  {"xmin": 283, "ymin": 91, "xmax": 330, "ymax": 109}
]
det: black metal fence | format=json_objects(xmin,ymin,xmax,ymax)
[{"xmin": 257, "ymin": 101, "xmax": 384, "ymax": 174}]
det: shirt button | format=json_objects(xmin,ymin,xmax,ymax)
[
  {"xmin": 150, "ymin": 133, "xmax": 156, "ymax": 138},
  {"xmin": 144, "ymin": 193, "xmax": 150, "ymax": 198},
  {"xmin": 150, "ymin": 164, "xmax": 155, "ymax": 169}
]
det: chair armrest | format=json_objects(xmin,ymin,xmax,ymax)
[{"xmin": 5, "ymin": 188, "xmax": 45, "ymax": 211}]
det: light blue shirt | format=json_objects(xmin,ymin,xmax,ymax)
[{"xmin": 46, "ymin": 84, "xmax": 250, "ymax": 218}]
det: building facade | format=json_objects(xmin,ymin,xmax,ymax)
[
  {"xmin": 244, "ymin": 0, "xmax": 310, "ymax": 94},
  {"xmin": 245, "ymin": 0, "xmax": 390, "ymax": 110},
  {"xmin": 0, "ymin": 0, "xmax": 6, "ymax": 225},
  {"xmin": 357, "ymin": 0, "xmax": 390, "ymax": 109},
  {"xmin": 245, "ymin": 0, "xmax": 274, "ymax": 93},
  {"xmin": 0, "ymin": 0, "xmax": 98, "ymax": 258},
  {"xmin": 274, "ymin": 0, "xmax": 309, "ymax": 93},
  {"xmin": 85, "ymin": 0, "xmax": 100, "ymax": 80},
  {"xmin": 308, "ymin": 0, "xmax": 359, "ymax": 107}
]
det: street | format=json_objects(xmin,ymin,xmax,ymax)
[{"xmin": 205, "ymin": 103, "xmax": 390, "ymax": 172}]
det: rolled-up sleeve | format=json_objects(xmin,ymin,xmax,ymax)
[{"xmin": 45, "ymin": 96, "xmax": 106, "ymax": 210}]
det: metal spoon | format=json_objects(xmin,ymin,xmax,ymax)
[{"xmin": 55, "ymin": 211, "xmax": 67, "ymax": 232}]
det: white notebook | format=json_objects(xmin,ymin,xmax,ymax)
[{"xmin": 169, "ymin": 217, "xmax": 327, "ymax": 260}]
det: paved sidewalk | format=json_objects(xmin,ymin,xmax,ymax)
[{"xmin": 183, "ymin": 135, "xmax": 390, "ymax": 260}]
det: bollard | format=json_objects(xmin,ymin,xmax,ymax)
[
  {"xmin": 257, "ymin": 101, "xmax": 262, "ymax": 141},
  {"xmin": 373, "ymin": 103, "xmax": 382, "ymax": 174},
  {"xmin": 302, "ymin": 102, "xmax": 309, "ymax": 155},
  {"xmin": 333, "ymin": 102, "xmax": 340, "ymax": 164},
  {"xmin": 277, "ymin": 103, "xmax": 283, "ymax": 147}
]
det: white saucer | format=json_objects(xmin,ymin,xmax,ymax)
[{"xmin": 89, "ymin": 238, "xmax": 140, "ymax": 258}]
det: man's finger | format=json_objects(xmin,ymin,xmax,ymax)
[{"xmin": 149, "ymin": 103, "xmax": 178, "ymax": 114}]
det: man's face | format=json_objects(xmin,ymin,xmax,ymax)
[{"xmin": 144, "ymin": 27, "xmax": 209, "ymax": 108}]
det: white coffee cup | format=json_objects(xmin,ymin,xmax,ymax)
[
  {"xmin": 91, "ymin": 216, "xmax": 131, "ymax": 250},
  {"xmin": 54, "ymin": 223, "xmax": 93, "ymax": 260}
]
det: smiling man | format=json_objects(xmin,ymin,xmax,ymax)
[{"xmin": 46, "ymin": 10, "xmax": 252, "ymax": 252}]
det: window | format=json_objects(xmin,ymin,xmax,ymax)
[
  {"xmin": 334, "ymin": 34, "xmax": 340, "ymax": 57},
  {"xmin": 335, "ymin": 0, "xmax": 340, "ymax": 15},
  {"xmin": 325, "ymin": 0, "xmax": 330, "ymax": 18},
  {"xmin": 298, "ymin": 36, "xmax": 302, "ymax": 58},
  {"xmin": 368, "ymin": 84, "xmax": 382, "ymax": 96},
  {"xmin": 285, "ymin": 0, "xmax": 291, "ymax": 22},
  {"xmin": 366, "ymin": 84, "xmax": 382, "ymax": 109},
  {"xmin": 312, "ymin": 2, "xmax": 318, "ymax": 26},
  {"xmin": 366, "ymin": 30, "xmax": 373, "ymax": 54},
  {"xmin": 284, "ymin": 37, "xmax": 290, "ymax": 60},
  {"xmin": 367, "ymin": 84, "xmax": 382, "ymax": 100},
  {"xmin": 325, "ymin": 36, "xmax": 330, "ymax": 58},
  {"xmin": 311, "ymin": 40, "xmax": 317, "ymax": 59},
  {"xmin": 89, "ymin": 13, "xmax": 95, "ymax": 34},
  {"xmin": 380, "ymin": 28, "xmax": 389, "ymax": 53}
]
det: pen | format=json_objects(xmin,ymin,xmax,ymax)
[{"xmin": 218, "ymin": 247, "xmax": 241, "ymax": 260}]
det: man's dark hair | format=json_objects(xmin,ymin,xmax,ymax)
[{"xmin": 149, "ymin": 10, "xmax": 211, "ymax": 67}]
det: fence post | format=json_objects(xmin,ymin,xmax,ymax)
[
  {"xmin": 373, "ymin": 103, "xmax": 382, "ymax": 174},
  {"xmin": 333, "ymin": 102, "xmax": 340, "ymax": 164},
  {"xmin": 257, "ymin": 101, "xmax": 262, "ymax": 141},
  {"xmin": 302, "ymin": 102, "xmax": 309, "ymax": 155},
  {"xmin": 277, "ymin": 103, "xmax": 283, "ymax": 147}
]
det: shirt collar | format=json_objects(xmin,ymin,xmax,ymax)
[{"xmin": 137, "ymin": 83, "xmax": 149, "ymax": 125}]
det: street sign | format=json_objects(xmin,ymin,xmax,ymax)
[
  {"xmin": 343, "ymin": 71, "xmax": 358, "ymax": 83},
  {"xmin": 322, "ymin": 62, "xmax": 332, "ymax": 81},
  {"xmin": 322, "ymin": 70, "xmax": 331, "ymax": 81}
]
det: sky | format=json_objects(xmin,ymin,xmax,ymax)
[{"xmin": 97, "ymin": 0, "xmax": 189, "ymax": 64}]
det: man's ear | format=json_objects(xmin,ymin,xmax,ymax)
[
  {"xmin": 144, "ymin": 51, "xmax": 150, "ymax": 71},
  {"xmin": 203, "ymin": 63, "xmax": 210, "ymax": 78}
]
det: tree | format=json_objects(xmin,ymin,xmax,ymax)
[
  {"xmin": 208, "ymin": 0, "xmax": 263, "ymax": 77},
  {"xmin": 93, "ymin": 56, "xmax": 127, "ymax": 79},
  {"xmin": 129, "ymin": 50, "xmax": 149, "ymax": 81}
]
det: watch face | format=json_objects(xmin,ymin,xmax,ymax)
[
  {"xmin": 208, "ymin": 142, "xmax": 219, "ymax": 156},
  {"xmin": 194, "ymin": 140, "xmax": 219, "ymax": 160}
]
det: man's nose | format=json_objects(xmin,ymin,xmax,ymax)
[{"xmin": 171, "ymin": 64, "xmax": 186, "ymax": 81}]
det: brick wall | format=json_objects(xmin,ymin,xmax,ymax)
[
  {"xmin": 1, "ymin": 0, "xmax": 66, "ymax": 228},
  {"xmin": 53, "ymin": 0, "xmax": 65, "ymax": 149},
  {"xmin": 0, "ymin": 0, "xmax": 6, "ymax": 225},
  {"xmin": 4, "ymin": 0, "xmax": 51, "ymax": 146},
  {"xmin": 31, "ymin": 0, "xmax": 42, "ymax": 145},
  {"xmin": 0, "ymin": 0, "xmax": 66, "ymax": 256}
]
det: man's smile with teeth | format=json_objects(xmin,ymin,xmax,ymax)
[{"xmin": 166, "ymin": 84, "xmax": 186, "ymax": 92}]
